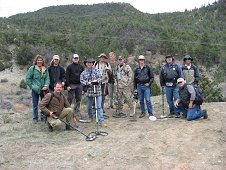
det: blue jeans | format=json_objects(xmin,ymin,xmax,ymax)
[
  {"xmin": 32, "ymin": 90, "xmax": 45, "ymax": 121},
  {"xmin": 137, "ymin": 84, "xmax": 153, "ymax": 115},
  {"xmin": 86, "ymin": 95, "xmax": 104, "ymax": 123},
  {"xmin": 165, "ymin": 86, "xmax": 180, "ymax": 114},
  {"xmin": 177, "ymin": 103, "xmax": 204, "ymax": 121}
]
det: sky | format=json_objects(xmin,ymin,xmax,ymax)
[{"xmin": 0, "ymin": 0, "xmax": 217, "ymax": 17}]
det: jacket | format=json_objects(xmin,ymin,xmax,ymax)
[
  {"xmin": 39, "ymin": 92, "xmax": 70, "ymax": 116},
  {"xmin": 116, "ymin": 63, "xmax": 133, "ymax": 88},
  {"xmin": 26, "ymin": 65, "xmax": 50, "ymax": 94},
  {"xmin": 182, "ymin": 64, "xmax": 200, "ymax": 85},
  {"xmin": 80, "ymin": 68, "xmax": 102, "ymax": 97},
  {"xmin": 160, "ymin": 62, "xmax": 183, "ymax": 87},
  {"xmin": 65, "ymin": 63, "xmax": 84, "ymax": 86},
  {"xmin": 179, "ymin": 84, "xmax": 196, "ymax": 108},
  {"xmin": 94, "ymin": 61, "xmax": 111, "ymax": 84},
  {"xmin": 48, "ymin": 64, "xmax": 66, "ymax": 91},
  {"xmin": 134, "ymin": 65, "xmax": 154, "ymax": 89}
]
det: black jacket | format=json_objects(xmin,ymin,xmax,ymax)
[
  {"xmin": 134, "ymin": 65, "xmax": 154, "ymax": 89},
  {"xmin": 48, "ymin": 65, "xmax": 65, "ymax": 91},
  {"xmin": 65, "ymin": 63, "xmax": 84, "ymax": 86}
]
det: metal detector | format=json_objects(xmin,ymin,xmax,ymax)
[
  {"xmin": 52, "ymin": 116, "xmax": 97, "ymax": 141},
  {"xmin": 90, "ymin": 84, "xmax": 108, "ymax": 136}
]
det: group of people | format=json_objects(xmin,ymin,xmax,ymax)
[{"xmin": 25, "ymin": 52, "xmax": 208, "ymax": 132}]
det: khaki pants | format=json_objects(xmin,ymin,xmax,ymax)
[
  {"xmin": 118, "ymin": 87, "xmax": 133, "ymax": 115},
  {"xmin": 47, "ymin": 108, "xmax": 73, "ymax": 128}
]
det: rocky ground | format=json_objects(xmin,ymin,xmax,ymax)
[{"xmin": 0, "ymin": 66, "xmax": 225, "ymax": 170}]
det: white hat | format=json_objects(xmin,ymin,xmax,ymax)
[
  {"xmin": 138, "ymin": 55, "xmax": 145, "ymax": 60},
  {"xmin": 73, "ymin": 54, "xmax": 79, "ymax": 58},
  {"xmin": 98, "ymin": 53, "xmax": 108, "ymax": 59},
  {"xmin": 53, "ymin": 55, "xmax": 60, "ymax": 60},
  {"xmin": 177, "ymin": 78, "xmax": 185, "ymax": 83}
]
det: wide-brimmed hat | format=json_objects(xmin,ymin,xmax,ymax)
[
  {"xmin": 183, "ymin": 54, "xmax": 193, "ymax": 61},
  {"xmin": 165, "ymin": 54, "xmax": 173, "ymax": 58},
  {"xmin": 98, "ymin": 53, "xmax": 108, "ymax": 59},
  {"xmin": 84, "ymin": 58, "xmax": 95, "ymax": 66},
  {"xmin": 138, "ymin": 55, "xmax": 145, "ymax": 60}
]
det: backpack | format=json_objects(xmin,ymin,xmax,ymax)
[{"xmin": 193, "ymin": 85, "xmax": 204, "ymax": 105}]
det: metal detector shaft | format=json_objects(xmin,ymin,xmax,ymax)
[
  {"xmin": 162, "ymin": 87, "xmax": 165, "ymax": 116},
  {"xmin": 56, "ymin": 117, "xmax": 97, "ymax": 141}
]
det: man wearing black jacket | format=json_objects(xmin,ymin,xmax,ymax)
[
  {"xmin": 65, "ymin": 54, "xmax": 84, "ymax": 115},
  {"xmin": 48, "ymin": 55, "xmax": 66, "ymax": 92},
  {"xmin": 134, "ymin": 55, "xmax": 156, "ymax": 121}
]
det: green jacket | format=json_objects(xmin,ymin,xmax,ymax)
[{"xmin": 26, "ymin": 65, "xmax": 50, "ymax": 94}]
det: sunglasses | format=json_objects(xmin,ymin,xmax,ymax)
[
  {"xmin": 118, "ymin": 59, "xmax": 123, "ymax": 60},
  {"xmin": 184, "ymin": 58, "xmax": 191, "ymax": 60},
  {"xmin": 73, "ymin": 57, "xmax": 79, "ymax": 59},
  {"xmin": 177, "ymin": 81, "xmax": 183, "ymax": 84}
]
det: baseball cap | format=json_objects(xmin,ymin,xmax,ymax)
[
  {"xmin": 53, "ymin": 55, "xmax": 60, "ymax": 60},
  {"xmin": 177, "ymin": 78, "xmax": 185, "ymax": 84},
  {"xmin": 73, "ymin": 54, "xmax": 79, "ymax": 58},
  {"xmin": 138, "ymin": 55, "xmax": 145, "ymax": 60}
]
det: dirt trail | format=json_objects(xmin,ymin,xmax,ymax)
[{"xmin": 0, "ymin": 101, "xmax": 225, "ymax": 170}]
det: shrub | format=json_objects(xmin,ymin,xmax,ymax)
[
  {"xmin": 19, "ymin": 79, "xmax": 27, "ymax": 89},
  {"xmin": 151, "ymin": 80, "xmax": 161, "ymax": 96},
  {"xmin": 0, "ymin": 61, "xmax": 5, "ymax": 71}
]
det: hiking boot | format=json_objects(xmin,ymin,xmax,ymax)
[
  {"xmin": 65, "ymin": 124, "xmax": 71, "ymax": 130},
  {"xmin": 129, "ymin": 115, "xmax": 137, "ymax": 122},
  {"xmin": 33, "ymin": 119, "xmax": 38, "ymax": 124},
  {"xmin": 174, "ymin": 113, "xmax": 181, "ymax": 118},
  {"xmin": 99, "ymin": 122, "xmax": 107, "ymax": 127},
  {"xmin": 203, "ymin": 110, "xmax": 208, "ymax": 119},
  {"xmin": 139, "ymin": 112, "xmax": 146, "ymax": 118},
  {"xmin": 47, "ymin": 122, "xmax": 53, "ymax": 132},
  {"xmin": 87, "ymin": 118, "xmax": 94, "ymax": 123},
  {"xmin": 112, "ymin": 112, "xmax": 126, "ymax": 118},
  {"xmin": 166, "ymin": 113, "xmax": 174, "ymax": 118}
]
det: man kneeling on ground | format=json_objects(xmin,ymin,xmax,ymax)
[
  {"xmin": 39, "ymin": 82, "xmax": 77, "ymax": 131},
  {"xmin": 174, "ymin": 78, "xmax": 208, "ymax": 121}
]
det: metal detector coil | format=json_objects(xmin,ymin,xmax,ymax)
[{"xmin": 53, "ymin": 117, "xmax": 97, "ymax": 141}]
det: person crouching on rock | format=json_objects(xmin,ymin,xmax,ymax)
[
  {"xmin": 174, "ymin": 78, "xmax": 208, "ymax": 121},
  {"xmin": 39, "ymin": 82, "xmax": 77, "ymax": 131}
]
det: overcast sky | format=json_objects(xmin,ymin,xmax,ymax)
[{"xmin": 0, "ymin": 0, "xmax": 217, "ymax": 17}]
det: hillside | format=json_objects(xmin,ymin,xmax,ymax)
[
  {"xmin": 0, "ymin": 1, "xmax": 225, "ymax": 64},
  {"xmin": 0, "ymin": 1, "xmax": 225, "ymax": 101}
]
